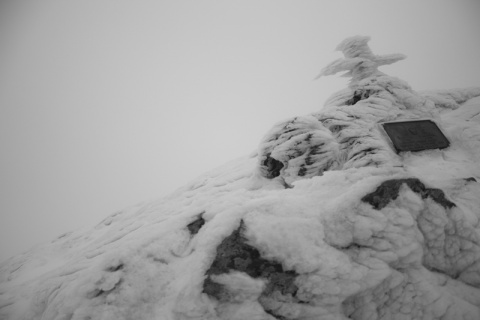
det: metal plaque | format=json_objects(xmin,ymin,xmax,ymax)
[{"xmin": 381, "ymin": 120, "xmax": 450, "ymax": 153}]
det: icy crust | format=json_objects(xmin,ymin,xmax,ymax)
[
  {"xmin": 1, "ymin": 160, "xmax": 480, "ymax": 320},
  {"xmin": 1, "ymin": 36, "xmax": 480, "ymax": 320},
  {"xmin": 317, "ymin": 36, "xmax": 406, "ymax": 83},
  {"xmin": 258, "ymin": 36, "xmax": 480, "ymax": 187},
  {"xmin": 420, "ymin": 87, "xmax": 480, "ymax": 110}
]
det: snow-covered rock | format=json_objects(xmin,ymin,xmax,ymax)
[{"xmin": 1, "ymin": 36, "xmax": 480, "ymax": 320}]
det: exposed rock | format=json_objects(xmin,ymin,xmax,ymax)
[
  {"xmin": 204, "ymin": 221, "xmax": 298, "ymax": 305},
  {"xmin": 262, "ymin": 154, "xmax": 284, "ymax": 179},
  {"xmin": 346, "ymin": 89, "xmax": 374, "ymax": 106},
  {"xmin": 362, "ymin": 178, "xmax": 455, "ymax": 210},
  {"xmin": 187, "ymin": 214, "xmax": 206, "ymax": 235}
]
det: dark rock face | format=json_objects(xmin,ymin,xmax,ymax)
[
  {"xmin": 346, "ymin": 89, "xmax": 374, "ymax": 105},
  {"xmin": 262, "ymin": 154, "xmax": 284, "ymax": 179},
  {"xmin": 204, "ymin": 221, "xmax": 298, "ymax": 307},
  {"xmin": 362, "ymin": 178, "xmax": 456, "ymax": 210},
  {"xmin": 187, "ymin": 214, "xmax": 206, "ymax": 235}
]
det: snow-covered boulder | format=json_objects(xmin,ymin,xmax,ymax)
[{"xmin": 1, "ymin": 36, "xmax": 480, "ymax": 320}]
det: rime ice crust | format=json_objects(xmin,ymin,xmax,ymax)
[
  {"xmin": 2, "ymin": 37, "xmax": 480, "ymax": 320},
  {"xmin": 317, "ymin": 35, "xmax": 406, "ymax": 83},
  {"xmin": 258, "ymin": 36, "xmax": 480, "ymax": 186}
]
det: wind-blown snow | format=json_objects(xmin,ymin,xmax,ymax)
[{"xmin": 1, "ymin": 36, "xmax": 480, "ymax": 320}]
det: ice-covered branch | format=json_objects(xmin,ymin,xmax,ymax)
[{"xmin": 317, "ymin": 35, "xmax": 406, "ymax": 84}]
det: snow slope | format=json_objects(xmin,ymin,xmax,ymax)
[{"xmin": 1, "ymin": 36, "xmax": 480, "ymax": 320}]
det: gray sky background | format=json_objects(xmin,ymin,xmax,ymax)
[{"xmin": 1, "ymin": 0, "xmax": 479, "ymax": 262}]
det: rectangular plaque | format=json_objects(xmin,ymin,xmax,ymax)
[{"xmin": 381, "ymin": 120, "xmax": 450, "ymax": 153}]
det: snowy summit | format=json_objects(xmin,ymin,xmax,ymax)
[{"xmin": 1, "ymin": 36, "xmax": 480, "ymax": 320}]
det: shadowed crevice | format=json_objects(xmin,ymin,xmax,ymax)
[
  {"xmin": 346, "ymin": 89, "xmax": 374, "ymax": 105},
  {"xmin": 203, "ymin": 221, "xmax": 298, "ymax": 302},
  {"xmin": 187, "ymin": 213, "xmax": 206, "ymax": 236},
  {"xmin": 362, "ymin": 178, "xmax": 455, "ymax": 210},
  {"xmin": 262, "ymin": 154, "xmax": 284, "ymax": 179}
]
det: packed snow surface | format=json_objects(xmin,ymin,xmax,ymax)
[{"xmin": 1, "ymin": 36, "xmax": 480, "ymax": 320}]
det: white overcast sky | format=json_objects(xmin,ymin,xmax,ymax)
[{"xmin": 1, "ymin": 0, "xmax": 479, "ymax": 262}]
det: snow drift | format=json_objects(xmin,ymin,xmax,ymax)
[{"xmin": 1, "ymin": 36, "xmax": 480, "ymax": 320}]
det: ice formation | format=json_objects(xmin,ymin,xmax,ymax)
[{"xmin": 1, "ymin": 36, "xmax": 480, "ymax": 320}]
